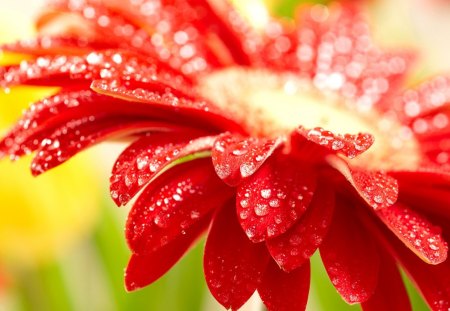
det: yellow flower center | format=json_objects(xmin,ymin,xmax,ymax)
[{"xmin": 198, "ymin": 68, "xmax": 421, "ymax": 170}]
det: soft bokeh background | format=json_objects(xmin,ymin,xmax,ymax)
[{"xmin": 1, "ymin": 0, "xmax": 449, "ymax": 310}]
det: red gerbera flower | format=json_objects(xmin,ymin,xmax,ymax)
[{"xmin": 1, "ymin": 1, "xmax": 450, "ymax": 310}]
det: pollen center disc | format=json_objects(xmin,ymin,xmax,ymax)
[{"xmin": 197, "ymin": 67, "xmax": 421, "ymax": 170}]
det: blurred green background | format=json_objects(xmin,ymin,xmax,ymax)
[{"xmin": 1, "ymin": 0, "xmax": 448, "ymax": 310}]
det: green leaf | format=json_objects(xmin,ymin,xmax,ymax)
[{"xmin": 272, "ymin": 0, "xmax": 332, "ymax": 19}]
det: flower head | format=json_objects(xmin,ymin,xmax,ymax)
[{"xmin": 1, "ymin": 1, "xmax": 450, "ymax": 310}]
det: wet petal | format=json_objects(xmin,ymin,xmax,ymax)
[
  {"xmin": 261, "ymin": 4, "xmax": 412, "ymax": 106},
  {"xmin": 1, "ymin": 50, "xmax": 191, "ymax": 89},
  {"xmin": 106, "ymin": 0, "xmax": 256, "ymax": 66},
  {"xmin": 381, "ymin": 228, "xmax": 450, "ymax": 311},
  {"xmin": 393, "ymin": 76, "xmax": 450, "ymax": 121},
  {"xmin": 31, "ymin": 116, "xmax": 166, "ymax": 175},
  {"xmin": 266, "ymin": 184, "xmax": 334, "ymax": 272},
  {"xmin": 211, "ymin": 133, "xmax": 284, "ymax": 186},
  {"xmin": 0, "ymin": 89, "xmax": 187, "ymax": 159},
  {"xmin": 125, "ymin": 216, "xmax": 209, "ymax": 291},
  {"xmin": 1, "ymin": 36, "xmax": 118, "ymax": 56},
  {"xmin": 295, "ymin": 126, "xmax": 374, "ymax": 159},
  {"xmin": 126, "ymin": 158, "xmax": 231, "ymax": 254},
  {"xmin": 44, "ymin": 0, "xmax": 245, "ymax": 73},
  {"xmin": 236, "ymin": 155, "xmax": 317, "ymax": 242},
  {"xmin": 111, "ymin": 133, "xmax": 214, "ymax": 206},
  {"xmin": 320, "ymin": 199, "xmax": 380, "ymax": 304},
  {"xmin": 327, "ymin": 155, "xmax": 398, "ymax": 210},
  {"xmin": 1, "ymin": 90, "xmax": 101, "ymax": 157},
  {"xmin": 204, "ymin": 203, "xmax": 270, "ymax": 310},
  {"xmin": 361, "ymin": 249, "xmax": 411, "ymax": 311},
  {"xmin": 91, "ymin": 79, "xmax": 243, "ymax": 133},
  {"xmin": 258, "ymin": 259, "xmax": 310, "ymax": 311},
  {"xmin": 376, "ymin": 203, "xmax": 448, "ymax": 265}
]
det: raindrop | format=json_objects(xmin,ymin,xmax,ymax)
[
  {"xmin": 190, "ymin": 210, "xmax": 200, "ymax": 219},
  {"xmin": 240, "ymin": 199, "xmax": 249, "ymax": 208},
  {"xmin": 149, "ymin": 162, "xmax": 159, "ymax": 172},
  {"xmin": 260, "ymin": 189, "xmax": 272, "ymax": 199},
  {"xmin": 254, "ymin": 204, "xmax": 269, "ymax": 216},
  {"xmin": 269, "ymin": 199, "xmax": 280, "ymax": 207},
  {"xmin": 240, "ymin": 163, "xmax": 255, "ymax": 178},
  {"xmin": 136, "ymin": 156, "xmax": 148, "ymax": 170}
]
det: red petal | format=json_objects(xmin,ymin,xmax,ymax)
[
  {"xmin": 395, "ymin": 176, "xmax": 450, "ymax": 220},
  {"xmin": 30, "ymin": 116, "xmax": 167, "ymax": 175},
  {"xmin": 261, "ymin": 4, "xmax": 411, "ymax": 105},
  {"xmin": 319, "ymin": 199, "xmax": 380, "ymax": 304},
  {"xmin": 126, "ymin": 158, "xmax": 231, "ymax": 254},
  {"xmin": 376, "ymin": 203, "xmax": 448, "ymax": 265},
  {"xmin": 1, "ymin": 50, "xmax": 191, "ymax": 88},
  {"xmin": 204, "ymin": 203, "xmax": 270, "ymax": 310},
  {"xmin": 411, "ymin": 111, "xmax": 450, "ymax": 141},
  {"xmin": 258, "ymin": 259, "xmax": 310, "ymax": 311},
  {"xmin": 1, "ymin": 36, "xmax": 118, "ymax": 56},
  {"xmin": 0, "ymin": 89, "xmax": 189, "ymax": 159},
  {"xmin": 327, "ymin": 155, "xmax": 398, "ymax": 210},
  {"xmin": 90, "ymin": 78, "xmax": 244, "ymax": 133},
  {"xmin": 125, "ymin": 216, "xmax": 209, "ymax": 291},
  {"xmin": 110, "ymin": 133, "xmax": 214, "ymax": 206},
  {"xmin": 361, "ymin": 249, "xmax": 411, "ymax": 311},
  {"xmin": 365, "ymin": 208, "xmax": 450, "ymax": 311},
  {"xmin": 45, "ymin": 0, "xmax": 235, "ymax": 73},
  {"xmin": 108, "ymin": 0, "xmax": 256, "ymax": 66},
  {"xmin": 236, "ymin": 155, "xmax": 317, "ymax": 242},
  {"xmin": 393, "ymin": 76, "xmax": 450, "ymax": 121},
  {"xmin": 391, "ymin": 166, "xmax": 450, "ymax": 186},
  {"xmin": 36, "ymin": 1, "xmax": 168, "ymax": 63},
  {"xmin": 266, "ymin": 184, "xmax": 335, "ymax": 272},
  {"xmin": 211, "ymin": 133, "xmax": 284, "ymax": 186},
  {"xmin": 395, "ymin": 239, "xmax": 450, "ymax": 311},
  {"xmin": 295, "ymin": 126, "xmax": 374, "ymax": 159}
]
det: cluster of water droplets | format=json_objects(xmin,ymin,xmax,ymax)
[
  {"xmin": 258, "ymin": 4, "xmax": 408, "ymax": 112},
  {"xmin": 30, "ymin": 115, "xmax": 119, "ymax": 175},
  {"xmin": 301, "ymin": 126, "xmax": 374, "ymax": 159},
  {"xmin": 111, "ymin": 134, "xmax": 214, "ymax": 206},
  {"xmin": 267, "ymin": 189, "xmax": 334, "ymax": 271},
  {"xmin": 351, "ymin": 170, "xmax": 398, "ymax": 210},
  {"xmin": 0, "ymin": 90, "xmax": 92, "ymax": 157},
  {"xmin": 211, "ymin": 133, "xmax": 283, "ymax": 186},
  {"xmin": 48, "ymin": 0, "xmax": 237, "ymax": 75},
  {"xmin": 92, "ymin": 78, "xmax": 214, "ymax": 113},
  {"xmin": 378, "ymin": 204, "xmax": 448, "ymax": 264},
  {"xmin": 126, "ymin": 163, "xmax": 229, "ymax": 254},
  {"xmin": 236, "ymin": 164, "xmax": 316, "ymax": 242}
]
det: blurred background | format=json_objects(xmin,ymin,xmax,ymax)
[{"xmin": 1, "ymin": 0, "xmax": 449, "ymax": 310}]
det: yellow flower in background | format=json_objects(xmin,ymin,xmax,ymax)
[{"xmin": 0, "ymin": 2, "xmax": 101, "ymax": 267}]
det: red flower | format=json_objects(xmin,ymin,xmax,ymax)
[{"xmin": 1, "ymin": 1, "xmax": 450, "ymax": 310}]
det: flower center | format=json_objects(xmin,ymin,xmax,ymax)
[{"xmin": 197, "ymin": 68, "xmax": 421, "ymax": 170}]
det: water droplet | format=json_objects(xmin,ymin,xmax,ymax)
[
  {"xmin": 149, "ymin": 162, "xmax": 159, "ymax": 172},
  {"xmin": 190, "ymin": 210, "xmax": 200, "ymax": 219},
  {"xmin": 136, "ymin": 156, "xmax": 148, "ymax": 170},
  {"xmin": 240, "ymin": 199, "xmax": 249, "ymax": 208},
  {"xmin": 269, "ymin": 199, "xmax": 280, "ymax": 207},
  {"xmin": 240, "ymin": 163, "xmax": 255, "ymax": 178},
  {"xmin": 260, "ymin": 189, "xmax": 271, "ymax": 198},
  {"xmin": 254, "ymin": 204, "xmax": 269, "ymax": 216}
]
